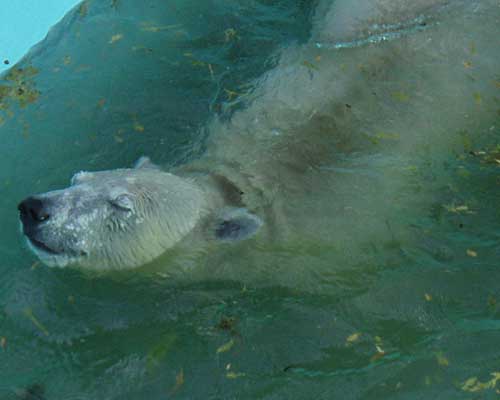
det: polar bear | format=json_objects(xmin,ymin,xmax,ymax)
[
  {"xmin": 18, "ymin": 156, "xmax": 263, "ymax": 269},
  {"xmin": 18, "ymin": 0, "xmax": 500, "ymax": 272}
]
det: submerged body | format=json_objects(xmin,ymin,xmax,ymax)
[{"xmin": 18, "ymin": 0, "xmax": 500, "ymax": 273}]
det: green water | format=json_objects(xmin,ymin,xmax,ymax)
[{"xmin": 1, "ymin": 0, "xmax": 500, "ymax": 399}]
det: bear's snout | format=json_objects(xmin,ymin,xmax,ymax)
[{"xmin": 18, "ymin": 196, "xmax": 51, "ymax": 227}]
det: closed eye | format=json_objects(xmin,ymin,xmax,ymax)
[{"xmin": 109, "ymin": 194, "xmax": 134, "ymax": 211}]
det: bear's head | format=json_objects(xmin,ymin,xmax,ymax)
[{"xmin": 17, "ymin": 158, "xmax": 207, "ymax": 270}]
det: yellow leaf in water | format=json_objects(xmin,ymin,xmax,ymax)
[
  {"xmin": 461, "ymin": 377, "xmax": 478, "ymax": 391},
  {"xmin": 191, "ymin": 60, "xmax": 206, "ymax": 67},
  {"xmin": 374, "ymin": 132, "xmax": 400, "ymax": 141},
  {"xmin": 473, "ymin": 92, "xmax": 482, "ymax": 105},
  {"xmin": 436, "ymin": 352, "xmax": 449, "ymax": 367},
  {"xmin": 424, "ymin": 293, "xmax": 433, "ymax": 302},
  {"xmin": 461, "ymin": 373, "xmax": 500, "ymax": 392},
  {"xmin": 216, "ymin": 338, "xmax": 235, "ymax": 354},
  {"xmin": 403, "ymin": 165, "xmax": 419, "ymax": 173},
  {"xmin": 0, "ymin": 337, "xmax": 6, "ymax": 349},
  {"xmin": 63, "ymin": 56, "xmax": 72, "ymax": 65},
  {"xmin": 109, "ymin": 34, "xmax": 123, "ymax": 44},
  {"xmin": 463, "ymin": 60, "xmax": 472, "ymax": 69},
  {"xmin": 494, "ymin": 80, "xmax": 500, "ymax": 89},
  {"xmin": 466, "ymin": 249, "xmax": 478, "ymax": 257},
  {"xmin": 226, "ymin": 372, "xmax": 245, "ymax": 379},
  {"xmin": 391, "ymin": 91, "xmax": 410, "ymax": 102},
  {"xmin": 133, "ymin": 123, "xmax": 145, "ymax": 132},
  {"xmin": 23, "ymin": 308, "xmax": 49, "ymax": 336},
  {"xmin": 346, "ymin": 332, "xmax": 361, "ymax": 344}
]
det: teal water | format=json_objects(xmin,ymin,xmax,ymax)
[{"xmin": 1, "ymin": 0, "xmax": 500, "ymax": 399}]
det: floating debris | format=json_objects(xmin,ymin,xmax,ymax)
[
  {"xmin": 461, "ymin": 372, "xmax": 500, "ymax": 393},
  {"xmin": 424, "ymin": 293, "xmax": 433, "ymax": 302},
  {"xmin": 466, "ymin": 249, "xmax": 478, "ymax": 257},
  {"xmin": 132, "ymin": 46, "xmax": 153, "ymax": 55},
  {"xmin": 224, "ymin": 28, "xmax": 238, "ymax": 42},
  {"xmin": 226, "ymin": 372, "xmax": 245, "ymax": 379},
  {"xmin": 436, "ymin": 351, "xmax": 449, "ymax": 367},
  {"xmin": 0, "ymin": 337, "xmax": 6, "ymax": 349},
  {"xmin": 0, "ymin": 66, "xmax": 40, "ymax": 110},
  {"xmin": 140, "ymin": 22, "xmax": 183, "ymax": 32},
  {"xmin": 443, "ymin": 204, "xmax": 472, "ymax": 214},
  {"xmin": 473, "ymin": 92, "xmax": 482, "ymax": 105},
  {"xmin": 391, "ymin": 91, "xmax": 410, "ymax": 102},
  {"xmin": 224, "ymin": 88, "xmax": 240, "ymax": 100},
  {"xmin": 133, "ymin": 122, "xmax": 145, "ymax": 132},
  {"xmin": 109, "ymin": 34, "xmax": 124, "ymax": 44},
  {"xmin": 364, "ymin": 132, "xmax": 400, "ymax": 144},
  {"xmin": 216, "ymin": 316, "xmax": 237, "ymax": 332},
  {"xmin": 23, "ymin": 308, "xmax": 49, "ymax": 336},
  {"xmin": 346, "ymin": 332, "xmax": 361, "ymax": 344},
  {"xmin": 169, "ymin": 368, "xmax": 184, "ymax": 396},
  {"xmin": 216, "ymin": 338, "xmax": 235, "ymax": 354},
  {"xmin": 208, "ymin": 63, "xmax": 215, "ymax": 81}
]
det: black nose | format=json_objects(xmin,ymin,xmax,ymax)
[{"xmin": 18, "ymin": 197, "xmax": 50, "ymax": 225}]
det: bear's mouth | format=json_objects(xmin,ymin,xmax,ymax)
[{"xmin": 27, "ymin": 236, "xmax": 61, "ymax": 255}]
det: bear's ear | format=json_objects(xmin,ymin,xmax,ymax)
[
  {"xmin": 71, "ymin": 171, "xmax": 94, "ymax": 186},
  {"xmin": 214, "ymin": 208, "xmax": 263, "ymax": 242},
  {"xmin": 133, "ymin": 156, "xmax": 161, "ymax": 170}
]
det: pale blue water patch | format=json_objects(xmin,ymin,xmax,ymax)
[
  {"xmin": 0, "ymin": 0, "xmax": 500, "ymax": 399},
  {"xmin": 0, "ymin": 0, "xmax": 82, "ymax": 73}
]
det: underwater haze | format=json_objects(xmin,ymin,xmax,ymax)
[{"xmin": 1, "ymin": 0, "xmax": 500, "ymax": 399}]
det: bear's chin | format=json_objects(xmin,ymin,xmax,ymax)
[{"xmin": 26, "ymin": 239, "xmax": 82, "ymax": 268}]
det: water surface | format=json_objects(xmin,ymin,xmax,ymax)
[{"xmin": 0, "ymin": 0, "xmax": 499, "ymax": 399}]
